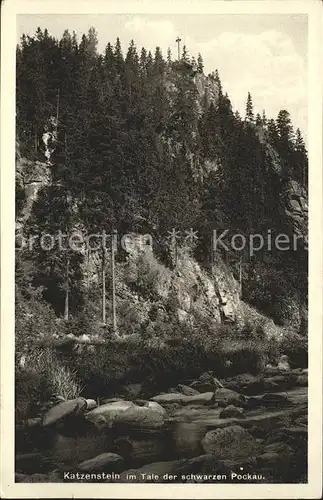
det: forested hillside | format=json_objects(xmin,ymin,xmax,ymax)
[
  {"xmin": 15, "ymin": 27, "xmax": 308, "ymax": 409},
  {"xmin": 14, "ymin": 26, "xmax": 309, "ymax": 484}
]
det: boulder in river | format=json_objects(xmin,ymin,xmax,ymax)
[
  {"xmin": 78, "ymin": 452, "xmax": 124, "ymax": 472},
  {"xmin": 190, "ymin": 373, "xmax": 224, "ymax": 393},
  {"xmin": 177, "ymin": 384, "xmax": 200, "ymax": 396},
  {"xmin": 85, "ymin": 400, "xmax": 135, "ymax": 429},
  {"xmin": 219, "ymin": 405, "xmax": 244, "ymax": 419},
  {"xmin": 85, "ymin": 399, "xmax": 97, "ymax": 411},
  {"xmin": 201, "ymin": 425, "xmax": 261, "ymax": 461},
  {"xmin": 151, "ymin": 392, "xmax": 214, "ymax": 406},
  {"xmin": 277, "ymin": 355, "xmax": 290, "ymax": 371},
  {"xmin": 43, "ymin": 398, "xmax": 87, "ymax": 427},
  {"xmin": 223, "ymin": 373, "xmax": 263, "ymax": 395},
  {"xmin": 213, "ymin": 388, "xmax": 246, "ymax": 407},
  {"xmin": 114, "ymin": 405, "xmax": 165, "ymax": 430}
]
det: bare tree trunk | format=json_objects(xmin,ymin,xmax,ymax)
[
  {"xmin": 102, "ymin": 249, "xmax": 106, "ymax": 325},
  {"xmin": 210, "ymin": 232, "xmax": 214, "ymax": 274},
  {"xmin": 111, "ymin": 231, "xmax": 117, "ymax": 334},
  {"xmin": 64, "ymin": 257, "xmax": 70, "ymax": 321},
  {"xmin": 239, "ymin": 255, "xmax": 243, "ymax": 298}
]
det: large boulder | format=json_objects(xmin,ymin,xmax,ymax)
[
  {"xmin": 78, "ymin": 453, "xmax": 123, "ymax": 472},
  {"xmin": 219, "ymin": 405, "xmax": 244, "ymax": 419},
  {"xmin": 85, "ymin": 401, "xmax": 135, "ymax": 429},
  {"xmin": 278, "ymin": 355, "xmax": 290, "ymax": 371},
  {"xmin": 223, "ymin": 373, "xmax": 263, "ymax": 395},
  {"xmin": 177, "ymin": 384, "xmax": 200, "ymax": 396},
  {"xmin": 43, "ymin": 398, "xmax": 87, "ymax": 427},
  {"xmin": 213, "ymin": 389, "xmax": 246, "ymax": 407},
  {"xmin": 114, "ymin": 405, "xmax": 165, "ymax": 431},
  {"xmin": 201, "ymin": 425, "xmax": 261, "ymax": 461},
  {"xmin": 151, "ymin": 392, "xmax": 214, "ymax": 406}
]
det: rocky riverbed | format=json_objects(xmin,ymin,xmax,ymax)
[{"xmin": 15, "ymin": 366, "xmax": 308, "ymax": 484}]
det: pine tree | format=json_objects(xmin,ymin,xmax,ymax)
[
  {"xmin": 245, "ymin": 92, "xmax": 254, "ymax": 123},
  {"xmin": 140, "ymin": 46, "xmax": 147, "ymax": 75},
  {"xmin": 197, "ymin": 53, "xmax": 204, "ymax": 73},
  {"xmin": 114, "ymin": 37, "xmax": 124, "ymax": 74},
  {"xmin": 293, "ymin": 128, "xmax": 308, "ymax": 187},
  {"xmin": 153, "ymin": 46, "xmax": 165, "ymax": 75},
  {"xmin": 255, "ymin": 113, "xmax": 262, "ymax": 126},
  {"xmin": 261, "ymin": 109, "xmax": 267, "ymax": 127},
  {"xmin": 167, "ymin": 47, "xmax": 172, "ymax": 65},
  {"xmin": 182, "ymin": 45, "xmax": 189, "ymax": 61},
  {"xmin": 214, "ymin": 69, "xmax": 223, "ymax": 96}
]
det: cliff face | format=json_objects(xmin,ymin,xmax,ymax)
[
  {"xmin": 283, "ymin": 179, "xmax": 308, "ymax": 247},
  {"xmin": 16, "ymin": 156, "xmax": 51, "ymax": 227}
]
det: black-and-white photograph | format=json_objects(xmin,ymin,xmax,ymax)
[{"xmin": 11, "ymin": 7, "xmax": 313, "ymax": 488}]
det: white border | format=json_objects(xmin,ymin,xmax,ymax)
[{"xmin": 1, "ymin": 1, "xmax": 322, "ymax": 498}]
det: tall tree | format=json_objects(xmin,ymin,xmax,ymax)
[{"xmin": 245, "ymin": 92, "xmax": 254, "ymax": 123}]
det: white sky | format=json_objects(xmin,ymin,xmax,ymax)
[{"xmin": 17, "ymin": 14, "xmax": 308, "ymax": 140}]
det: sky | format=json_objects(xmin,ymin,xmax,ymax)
[{"xmin": 17, "ymin": 14, "xmax": 308, "ymax": 139}]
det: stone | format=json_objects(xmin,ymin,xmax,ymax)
[
  {"xmin": 201, "ymin": 425, "xmax": 260, "ymax": 461},
  {"xmin": 190, "ymin": 376, "xmax": 224, "ymax": 393},
  {"xmin": 151, "ymin": 392, "xmax": 214, "ymax": 406},
  {"xmin": 220, "ymin": 405, "xmax": 244, "ymax": 419},
  {"xmin": 213, "ymin": 388, "xmax": 246, "ymax": 407},
  {"xmin": 295, "ymin": 374, "xmax": 308, "ymax": 387},
  {"xmin": 43, "ymin": 398, "xmax": 87, "ymax": 427},
  {"xmin": 144, "ymin": 401, "xmax": 168, "ymax": 417},
  {"xmin": 78, "ymin": 453, "xmax": 123, "ymax": 472},
  {"xmin": 85, "ymin": 399, "xmax": 97, "ymax": 411},
  {"xmin": 260, "ymin": 392, "xmax": 290, "ymax": 407},
  {"xmin": 277, "ymin": 355, "xmax": 290, "ymax": 371},
  {"xmin": 114, "ymin": 405, "xmax": 165, "ymax": 430},
  {"xmin": 223, "ymin": 373, "xmax": 263, "ymax": 395},
  {"xmin": 85, "ymin": 400, "xmax": 135, "ymax": 429},
  {"xmin": 177, "ymin": 384, "xmax": 200, "ymax": 396}
]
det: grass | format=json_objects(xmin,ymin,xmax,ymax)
[{"xmin": 15, "ymin": 347, "xmax": 83, "ymax": 420}]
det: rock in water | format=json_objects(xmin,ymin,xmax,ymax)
[
  {"xmin": 278, "ymin": 355, "xmax": 290, "ymax": 371},
  {"xmin": 220, "ymin": 405, "xmax": 244, "ymax": 419},
  {"xmin": 85, "ymin": 401, "xmax": 135, "ymax": 429},
  {"xmin": 190, "ymin": 373, "xmax": 224, "ymax": 393},
  {"xmin": 78, "ymin": 453, "xmax": 123, "ymax": 472},
  {"xmin": 43, "ymin": 398, "xmax": 87, "ymax": 427},
  {"xmin": 177, "ymin": 384, "xmax": 200, "ymax": 396},
  {"xmin": 201, "ymin": 425, "xmax": 260, "ymax": 461},
  {"xmin": 115, "ymin": 405, "xmax": 165, "ymax": 430},
  {"xmin": 143, "ymin": 401, "xmax": 168, "ymax": 417},
  {"xmin": 213, "ymin": 388, "xmax": 246, "ymax": 407},
  {"xmin": 150, "ymin": 392, "xmax": 214, "ymax": 406},
  {"xmin": 85, "ymin": 399, "xmax": 97, "ymax": 411}
]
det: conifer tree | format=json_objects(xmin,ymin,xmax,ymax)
[
  {"xmin": 197, "ymin": 53, "xmax": 204, "ymax": 73},
  {"xmin": 182, "ymin": 45, "xmax": 189, "ymax": 61},
  {"xmin": 261, "ymin": 109, "xmax": 267, "ymax": 127},
  {"xmin": 245, "ymin": 92, "xmax": 254, "ymax": 123},
  {"xmin": 167, "ymin": 47, "xmax": 172, "ymax": 65},
  {"xmin": 255, "ymin": 113, "xmax": 262, "ymax": 126}
]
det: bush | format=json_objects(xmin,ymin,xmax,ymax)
[
  {"xmin": 15, "ymin": 347, "xmax": 83, "ymax": 420},
  {"xmin": 279, "ymin": 330, "xmax": 308, "ymax": 368}
]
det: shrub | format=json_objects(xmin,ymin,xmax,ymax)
[
  {"xmin": 15, "ymin": 347, "xmax": 83, "ymax": 420},
  {"xmin": 279, "ymin": 330, "xmax": 308, "ymax": 368}
]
